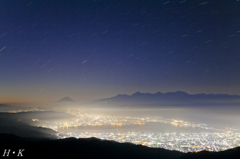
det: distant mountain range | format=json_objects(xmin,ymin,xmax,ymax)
[
  {"xmin": 87, "ymin": 91, "xmax": 240, "ymax": 108},
  {"xmin": 0, "ymin": 133, "xmax": 240, "ymax": 159},
  {"xmin": 0, "ymin": 104, "xmax": 9, "ymax": 107},
  {"xmin": 56, "ymin": 97, "xmax": 75, "ymax": 103}
]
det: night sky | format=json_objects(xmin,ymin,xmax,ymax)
[{"xmin": 0, "ymin": 0, "xmax": 240, "ymax": 104}]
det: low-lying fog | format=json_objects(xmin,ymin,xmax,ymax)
[
  {"xmin": 83, "ymin": 106, "xmax": 240, "ymax": 130},
  {"xmin": 1, "ymin": 105, "xmax": 240, "ymax": 136}
]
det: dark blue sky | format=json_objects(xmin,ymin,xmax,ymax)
[{"xmin": 0, "ymin": 0, "xmax": 240, "ymax": 103}]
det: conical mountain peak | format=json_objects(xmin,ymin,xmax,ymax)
[{"xmin": 57, "ymin": 97, "xmax": 75, "ymax": 102}]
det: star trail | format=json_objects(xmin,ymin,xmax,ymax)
[{"xmin": 0, "ymin": 0, "xmax": 240, "ymax": 104}]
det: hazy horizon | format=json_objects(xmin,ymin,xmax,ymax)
[{"xmin": 2, "ymin": 90, "xmax": 240, "ymax": 105}]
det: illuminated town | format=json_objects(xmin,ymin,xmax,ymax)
[
  {"xmin": 3, "ymin": 107, "xmax": 240, "ymax": 153},
  {"xmin": 18, "ymin": 108, "xmax": 238, "ymax": 153},
  {"xmin": 57, "ymin": 131, "xmax": 240, "ymax": 153}
]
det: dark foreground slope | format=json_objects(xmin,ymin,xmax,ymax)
[
  {"xmin": 0, "ymin": 111, "xmax": 75, "ymax": 139},
  {"xmin": 0, "ymin": 134, "xmax": 240, "ymax": 159},
  {"xmin": 0, "ymin": 134, "xmax": 182, "ymax": 159}
]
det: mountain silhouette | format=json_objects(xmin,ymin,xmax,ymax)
[
  {"xmin": 0, "ymin": 133, "xmax": 240, "ymax": 159},
  {"xmin": 0, "ymin": 111, "xmax": 74, "ymax": 138},
  {"xmin": 87, "ymin": 91, "xmax": 240, "ymax": 108},
  {"xmin": 56, "ymin": 96, "xmax": 75, "ymax": 103},
  {"xmin": 0, "ymin": 104, "xmax": 9, "ymax": 107}
]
